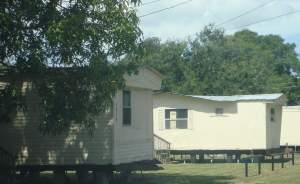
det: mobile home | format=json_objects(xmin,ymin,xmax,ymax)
[
  {"xmin": 0, "ymin": 67, "xmax": 162, "ymax": 180},
  {"xmin": 281, "ymin": 106, "xmax": 300, "ymax": 151},
  {"xmin": 153, "ymin": 93, "xmax": 286, "ymax": 156}
]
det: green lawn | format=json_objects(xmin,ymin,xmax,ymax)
[{"xmin": 129, "ymin": 162, "xmax": 300, "ymax": 184}]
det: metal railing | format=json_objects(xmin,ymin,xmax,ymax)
[
  {"xmin": 244, "ymin": 151, "xmax": 299, "ymax": 177},
  {"xmin": 153, "ymin": 134, "xmax": 171, "ymax": 163},
  {"xmin": 154, "ymin": 134, "xmax": 170, "ymax": 151}
]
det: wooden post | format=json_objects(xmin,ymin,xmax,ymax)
[
  {"xmin": 292, "ymin": 153, "xmax": 295, "ymax": 165},
  {"xmin": 199, "ymin": 153, "xmax": 204, "ymax": 163},
  {"xmin": 281, "ymin": 154, "xmax": 284, "ymax": 168},
  {"xmin": 77, "ymin": 169, "xmax": 89, "ymax": 184},
  {"xmin": 271, "ymin": 155, "xmax": 274, "ymax": 171},
  {"xmin": 191, "ymin": 154, "xmax": 196, "ymax": 163},
  {"xmin": 94, "ymin": 171, "xmax": 109, "ymax": 184},
  {"xmin": 245, "ymin": 162, "xmax": 248, "ymax": 177},
  {"xmin": 26, "ymin": 171, "xmax": 40, "ymax": 184},
  {"xmin": 53, "ymin": 170, "xmax": 66, "ymax": 184},
  {"xmin": 258, "ymin": 161, "xmax": 261, "ymax": 175}
]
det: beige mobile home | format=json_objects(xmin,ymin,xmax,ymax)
[
  {"xmin": 153, "ymin": 93, "xmax": 286, "ymax": 154},
  {"xmin": 281, "ymin": 106, "xmax": 300, "ymax": 151},
  {"xmin": 0, "ymin": 67, "xmax": 162, "ymax": 174}
]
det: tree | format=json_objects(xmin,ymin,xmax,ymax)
[
  {"xmin": 136, "ymin": 25, "xmax": 300, "ymax": 105},
  {"xmin": 188, "ymin": 27, "xmax": 300, "ymax": 103},
  {"xmin": 0, "ymin": 0, "xmax": 141, "ymax": 134},
  {"xmin": 125, "ymin": 37, "xmax": 188, "ymax": 92}
]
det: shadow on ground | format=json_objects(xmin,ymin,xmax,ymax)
[{"xmin": 127, "ymin": 173, "xmax": 235, "ymax": 184}]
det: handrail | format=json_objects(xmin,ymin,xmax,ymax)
[
  {"xmin": 0, "ymin": 146, "xmax": 16, "ymax": 166},
  {"xmin": 153, "ymin": 134, "xmax": 171, "ymax": 163},
  {"xmin": 154, "ymin": 134, "xmax": 171, "ymax": 145},
  {"xmin": 0, "ymin": 147, "xmax": 15, "ymax": 159}
]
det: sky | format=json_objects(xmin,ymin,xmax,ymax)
[{"xmin": 136, "ymin": 0, "xmax": 300, "ymax": 53}]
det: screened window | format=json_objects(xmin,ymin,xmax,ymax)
[
  {"xmin": 215, "ymin": 108, "xmax": 224, "ymax": 115},
  {"xmin": 165, "ymin": 109, "xmax": 188, "ymax": 129},
  {"xmin": 123, "ymin": 90, "xmax": 131, "ymax": 125},
  {"xmin": 270, "ymin": 108, "xmax": 275, "ymax": 122}
]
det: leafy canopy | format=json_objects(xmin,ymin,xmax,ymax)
[
  {"xmin": 0, "ymin": 0, "xmax": 141, "ymax": 134},
  {"xmin": 136, "ymin": 25, "xmax": 300, "ymax": 105}
]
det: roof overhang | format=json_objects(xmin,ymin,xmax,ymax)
[{"xmin": 155, "ymin": 92, "xmax": 287, "ymax": 104}]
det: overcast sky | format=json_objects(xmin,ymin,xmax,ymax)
[{"xmin": 136, "ymin": 0, "xmax": 300, "ymax": 53}]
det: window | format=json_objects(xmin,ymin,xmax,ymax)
[
  {"xmin": 215, "ymin": 108, "xmax": 224, "ymax": 115},
  {"xmin": 123, "ymin": 90, "xmax": 131, "ymax": 125},
  {"xmin": 270, "ymin": 108, "xmax": 275, "ymax": 122},
  {"xmin": 165, "ymin": 109, "xmax": 188, "ymax": 129}
]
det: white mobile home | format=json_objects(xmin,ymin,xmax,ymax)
[
  {"xmin": 281, "ymin": 106, "xmax": 300, "ymax": 150},
  {"xmin": 153, "ymin": 93, "xmax": 286, "ymax": 153},
  {"xmin": 0, "ymin": 67, "xmax": 162, "ymax": 172}
]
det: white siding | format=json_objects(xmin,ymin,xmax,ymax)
[
  {"xmin": 112, "ymin": 89, "xmax": 154, "ymax": 164},
  {"xmin": 0, "ymin": 67, "xmax": 162, "ymax": 166},
  {"xmin": 0, "ymin": 83, "xmax": 113, "ymax": 165},
  {"xmin": 281, "ymin": 106, "xmax": 300, "ymax": 146},
  {"xmin": 124, "ymin": 67, "xmax": 162, "ymax": 90},
  {"xmin": 266, "ymin": 104, "xmax": 282, "ymax": 149},
  {"xmin": 153, "ymin": 93, "xmax": 277, "ymax": 150}
]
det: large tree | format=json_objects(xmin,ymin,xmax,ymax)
[
  {"xmin": 0, "ymin": 0, "xmax": 141, "ymax": 134},
  {"xmin": 137, "ymin": 25, "xmax": 300, "ymax": 105},
  {"xmin": 186, "ymin": 26, "xmax": 300, "ymax": 104}
]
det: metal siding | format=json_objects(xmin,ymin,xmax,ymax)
[
  {"xmin": 153, "ymin": 94, "xmax": 277, "ymax": 150},
  {"xmin": 0, "ymin": 83, "xmax": 113, "ymax": 166},
  {"xmin": 112, "ymin": 89, "xmax": 154, "ymax": 165},
  {"xmin": 281, "ymin": 106, "xmax": 300, "ymax": 146}
]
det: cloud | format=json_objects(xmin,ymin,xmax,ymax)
[{"xmin": 137, "ymin": 0, "xmax": 300, "ymax": 52}]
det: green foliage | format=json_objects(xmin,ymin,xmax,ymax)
[
  {"xmin": 136, "ymin": 25, "xmax": 300, "ymax": 105},
  {"xmin": 125, "ymin": 37, "xmax": 189, "ymax": 92},
  {"xmin": 0, "ymin": 0, "xmax": 141, "ymax": 134}
]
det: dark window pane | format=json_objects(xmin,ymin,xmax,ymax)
[
  {"xmin": 123, "ymin": 91, "xmax": 131, "ymax": 107},
  {"xmin": 123, "ymin": 108, "xmax": 131, "ymax": 125},
  {"xmin": 215, "ymin": 108, "xmax": 223, "ymax": 115},
  {"xmin": 176, "ymin": 109, "xmax": 187, "ymax": 118},
  {"xmin": 165, "ymin": 120, "xmax": 171, "ymax": 129},
  {"xmin": 165, "ymin": 109, "xmax": 171, "ymax": 119},
  {"xmin": 176, "ymin": 120, "xmax": 187, "ymax": 129},
  {"xmin": 270, "ymin": 108, "xmax": 275, "ymax": 122}
]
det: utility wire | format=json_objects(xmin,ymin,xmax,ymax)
[
  {"xmin": 229, "ymin": 9, "xmax": 300, "ymax": 30},
  {"xmin": 139, "ymin": 0, "xmax": 192, "ymax": 18},
  {"xmin": 216, "ymin": 0, "xmax": 278, "ymax": 27},
  {"xmin": 139, "ymin": 0, "xmax": 163, "ymax": 7}
]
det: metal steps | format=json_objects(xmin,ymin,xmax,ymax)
[{"xmin": 154, "ymin": 134, "xmax": 171, "ymax": 163}]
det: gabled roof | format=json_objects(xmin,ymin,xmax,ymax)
[
  {"xmin": 144, "ymin": 66, "xmax": 165, "ymax": 79},
  {"xmin": 124, "ymin": 66, "xmax": 163, "ymax": 90},
  {"xmin": 188, "ymin": 93, "xmax": 284, "ymax": 102}
]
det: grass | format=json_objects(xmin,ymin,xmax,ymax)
[
  {"xmin": 14, "ymin": 156, "xmax": 300, "ymax": 184},
  {"xmin": 128, "ymin": 161, "xmax": 300, "ymax": 184}
]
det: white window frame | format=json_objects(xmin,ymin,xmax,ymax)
[{"xmin": 164, "ymin": 109, "xmax": 188, "ymax": 129}]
